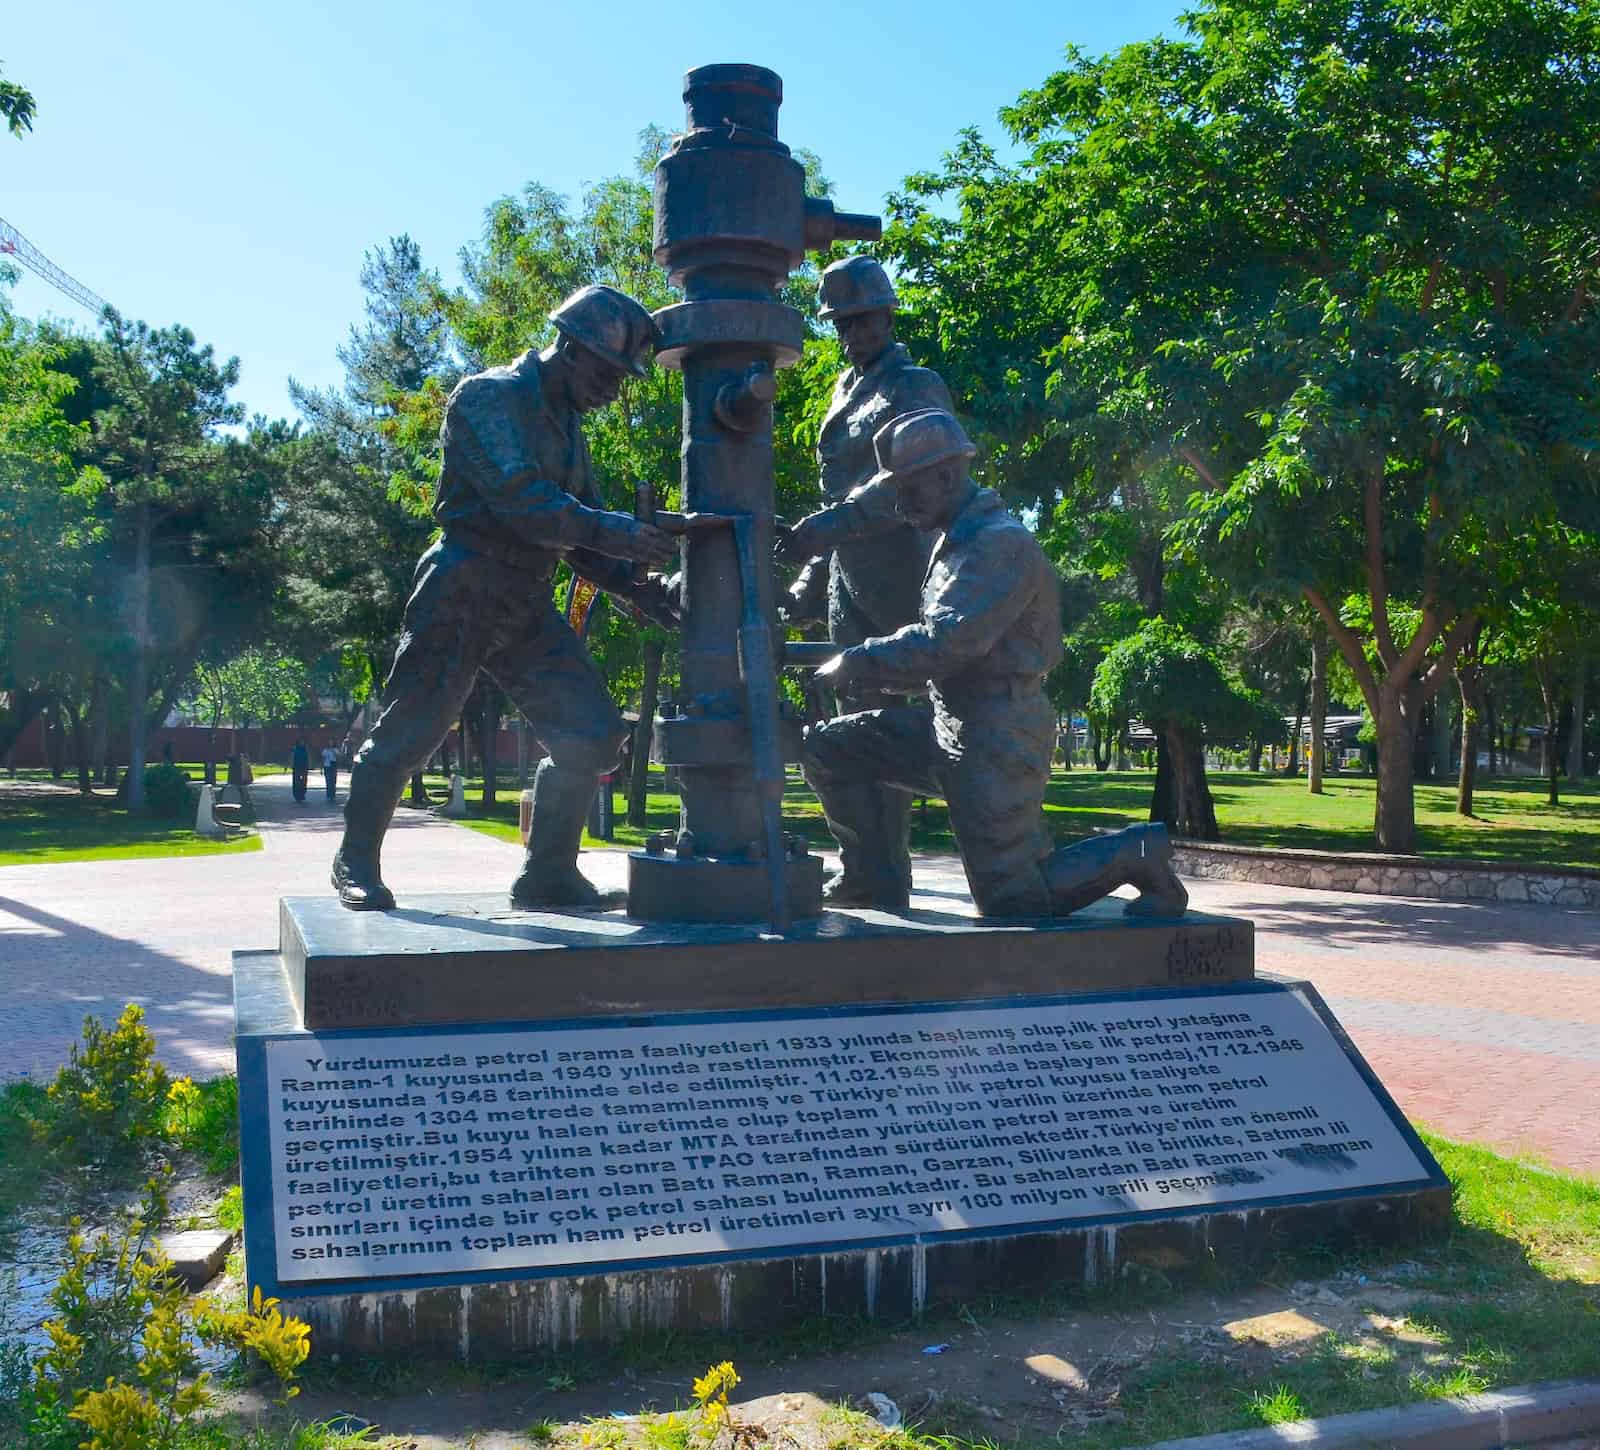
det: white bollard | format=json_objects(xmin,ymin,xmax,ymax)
[
  {"xmin": 443, "ymin": 771, "xmax": 468, "ymax": 818},
  {"xmin": 194, "ymin": 783, "xmax": 225, "ymax": 837}
]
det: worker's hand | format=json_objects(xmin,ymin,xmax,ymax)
[
  {"xmin": 774, "ymin": 509, "xmax": 833, "ymax": 565},
  {"xmin": 595, "ymin": 513, "xmax": 679, "ymax": 569},
  {"xmin": 631, "ymin": 572, "xmax": 682, "ymax": 630}
]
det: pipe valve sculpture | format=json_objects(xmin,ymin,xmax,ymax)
[{"xmin": 626, "ymin": 64, "xmax": 880, "ymax": 929}]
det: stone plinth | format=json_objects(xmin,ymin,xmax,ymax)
[{"xmin": 274, "ymin": 893, "xmax": 1255, "ymax": 1030}]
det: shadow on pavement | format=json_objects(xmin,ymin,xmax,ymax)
[
  {"xmin": 0, "ymin": 893, "xmax": 236, "ymax": 1079},
  {"xmin": 1221, "ymin": 892, "xmax": 1600, "ymax": 964}
]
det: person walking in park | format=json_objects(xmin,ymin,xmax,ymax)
[
  {"xmin": 320, "ymin": 743, "xmax": 339, "ymax": 802},
  {"xmin": 291, "ymin": 738, "xmax": 309, "ymax": 803},
  {"xmin": 330, "ymin": 284, "xmax": 681, "ymax": 912},
  {"xmin": 805, "ymin": 409, "xmax": 1188, "ymax": 918},
  {"xmin": 774, "ymin": 257, "xmax": 957, "ymax": 909}
]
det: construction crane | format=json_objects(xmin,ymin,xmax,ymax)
[{"xmin": 0, "ymin": 214, "xmax": 109, "ymax": 318}]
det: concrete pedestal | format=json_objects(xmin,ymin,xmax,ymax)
[
  {"xmin": 234, "ymin": 891, "xmax": 1447, "ymax": 1360},
  {"xmin": 274, "ymin": 892, "xmax": 1255, "ymax": 1031}
]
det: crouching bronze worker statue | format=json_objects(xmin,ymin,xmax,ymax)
[
  {"xmin": 801, "ymin": 409, "xmax": 1188, "ymax": 919},
  {"xmin": 332, "ymin": 284, "xmax": 681, "ymax": 912}
]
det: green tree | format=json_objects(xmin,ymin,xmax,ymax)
[
  {"xmin": 0, "ymin": 306, "xmax": 96, "ymax": 760},
  {"xmin": 1, "ymin": 61, "xmax": 34, "ymax": 138},
  {"xmin": 86, "ymin": 313, "xmax": 243, "ymax": 808},
  {"xmin": 284, "ymin": 237, "xmax": 446, "ymax": 693},
  {"xmin": 1091, "ymin": 618, "xmax": 1273, "ymax": 838},
  {"xmin": 895, "ymin": 0, "xmax": 1600, "ymax": 853},
  {"xmin": 184, "ymin": 646, "xmax": 311, "ymax": 778}
]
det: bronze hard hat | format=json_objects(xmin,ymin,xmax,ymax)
[
  {"xmin": 549, "ymin": 284, "xmax": 659, "ymax": 378},
  {"xmin": 867, "ymin": 408, "xmax": 976, "ymax": 488},
  {"xmin": 816, "ymin": 256, "xmax": 898, "ymax": 321}
]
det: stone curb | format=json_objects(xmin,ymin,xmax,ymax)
[
  {"xmin": 1141, "ymin": 1378, "xmax": 1600, "ymax": 1450},
  {"xmin": 1172, "ymin": 842, "xmax": 1600, "ymax": 910}
]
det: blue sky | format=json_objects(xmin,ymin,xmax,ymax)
[{"xmin": 3, "ymin": 1, "xmax": 1184, "ymax": 422}]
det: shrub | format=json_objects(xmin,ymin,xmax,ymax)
[
  {"xmin": 32, "ymin": 1005, "xmax": 170, "ymax": 1165},
  {"xmin": 164, "ymin": 1073, "xmax": 240, "ymax": 1175},
  {"xmin": 142, "ymin": 762, "xmax": 194, "ymax": 819},
  {"xmin": 28, "ymin": 1176, "xmax": 309, "ymax": 1450}
]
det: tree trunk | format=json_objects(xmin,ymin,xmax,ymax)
[
  {"xmin": 1373, "ymin": 688, "xmax": 1422, "ymax": 853},
  {"xmin": 1165, "ymin": 721, "xmax": 1219, "ymax": 840},
  {"xmin": 1248, "ymin": 738, "xmax": 1263, "ymax": 772},
  {"xmin": 517, "ymin": 715, "xmax": 530, "ymax": 788},
  {"xmin": 126, "ymin": 501, "xmax": 152, "ymax": 811},
  {"xmin": 1568, "ymin": 656, "xmax": 1586, "ymax": 780},
  {"xmin": 628, "ymin": 638, "xmax": 664, "ymax": 829},
  {"xmin": 1149, "ymin": 730, "xmax": 1175, "ymax": 828},
  {"xmin": 1456, "ymin": 660, "xmax": 1484, "ymax": 817},
  {"xmin": 1486, "ymin": 688, "xmax": 1498, "ymax": 775},
  {"xmin": 47, "ymin": 697, "xmax": 67, "ymax": 778},
  {"xmin": 1092, "ymin": 723, "xmax": 1111, "ymax": 771},
  {"xmin": 71, "ymin": 704, "xmax": 91, "ymax": 794},
  {"xmin": 89, "ymin": 672, "xmax": 109, "ymax": 782},
  {"xmin": 1308, "ymin": 632, "xmax": 1328, "ymax": 794}
]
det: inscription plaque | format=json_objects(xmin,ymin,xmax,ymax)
[{"xmin": 240, "ymin": 982, "xmax": 1439, "ymax": 1292}]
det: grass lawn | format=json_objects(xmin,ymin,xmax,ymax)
[
  {"xmin": 437, "ymin": 767, "xmax": 1600, "ymax": 870},
  {"xmin": 0, "ymin": 783, "xmax": 261, "ymax": 867}
]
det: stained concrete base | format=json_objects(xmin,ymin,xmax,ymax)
[
  {"xmin": 276, "ymin": 892, "xmax": 1255, "ymax": 1030},
  {"xmin": 277, "ymin": 1189, "xmax": 1450, "ymax": 1359}
]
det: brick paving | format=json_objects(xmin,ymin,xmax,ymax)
[{"xmin": 2, "ymin": 775, "xmax": 1595, "ymax": 1177}]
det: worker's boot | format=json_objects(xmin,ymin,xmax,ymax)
[
  {"xmin": 509, "ymin": 762, "xmax": 613, "ymax": 910},
  {"xmin": 1037, "ymin": 821, "xmax": 1187, "ymax": 919},
  {"xmin": 1118, "ymin": 822, "xmax": 1189, "ymax": 918},
  {"xmin": 331, "ymin": 762, "xmax": 397, "ymax": 911},
  {"xmin": 818, "ymin": 783, "xmax": 912, "ymax": 913}
]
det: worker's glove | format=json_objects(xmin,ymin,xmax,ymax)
[
  {"xmin": 591, "ymin": 511, "xmax": 679, "ymax": 569},
  {"xmin": 774, "ymin": 506, "xmax": 847, "ymax": 565},
  {"xmin": 778, "ymin": 564, "xmax": 827, "ymax": 626},
  {"xmin": 630, "ymin": 572, "xmax": 683, "ymax": 630}
]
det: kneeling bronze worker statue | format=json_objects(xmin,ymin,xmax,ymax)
[
  {"xmin": 801, "ymin": 408, "xmax": 1188, "ymax": 919},
  {"xmin": 332, "ymin": 284, "xmax": 681, "ymax": 912}
]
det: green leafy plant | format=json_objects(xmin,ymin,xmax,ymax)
[
  {"xmin": 27, "ymin": 1175, "xmax": 309, "ymax": 1450},
  {"xmin": 216, "ymin": 1184, "xmax": 244, "ymax": 1232},
  {"xmin": 1246, "ymin": 1383, "xmax": 1308, "ymax": 1425},
  {"xmin": 32, "ymin": 1005, "xmax": 170, "ymax": 1164},
  {"xmin": 141, "ymin": 762, "xmax": 195, "ymax": 820},
  {"xmin": 163, "ymin": 1072, "xmax": 240, "ymax": 1174},
  {"xmin": 691, "ymin": 1361, "xmax": 739, "ymax": 1431}
]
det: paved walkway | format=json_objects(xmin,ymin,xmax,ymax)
[{"xmin": 3, "ymin": 774, "xmax": 1595, "ymax": 1176}]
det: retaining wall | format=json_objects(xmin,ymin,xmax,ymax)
[{"xmin": 1173, "ymin": 840, "xmax": 1600, "ymax": 909}]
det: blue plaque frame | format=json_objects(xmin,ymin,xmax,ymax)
[{"xmin": 238, "ymin": 979, "xmax": 1446, "ymax": 1303}]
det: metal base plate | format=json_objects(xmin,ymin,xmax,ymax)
[{"xmin": 626, "ymin": 848, "xmax": 824, "ymax": 923}]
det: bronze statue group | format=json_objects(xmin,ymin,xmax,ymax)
[{"xmin": 331, "ymin": 263, "xmax": 1187, "ymax": 923}]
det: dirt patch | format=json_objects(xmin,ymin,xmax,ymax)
[{"xmin": 220, "ymin": 1266, "xmax": 1463, "ymax": 1447}]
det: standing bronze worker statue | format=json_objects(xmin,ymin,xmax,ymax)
[
  {"xmin": 776, "ymin": 256, "xmax": 957, "ymax": 910},
  {"xmin": 331, "ymin": 284, "xmax": 681, "ymax": 912},
  {"xmin": 803, "ymin": 408, "xmax": 1189, "ymax": 920}
]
